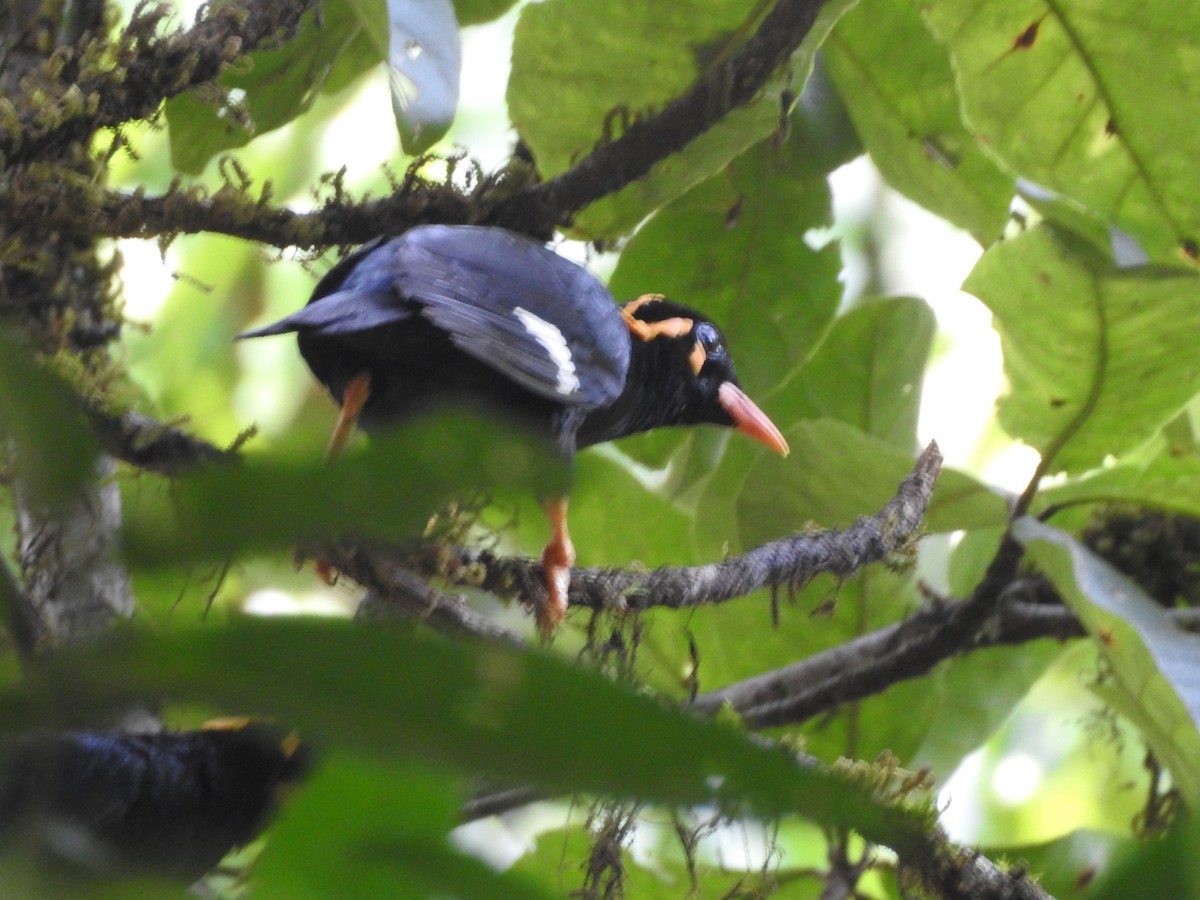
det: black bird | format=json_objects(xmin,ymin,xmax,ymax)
[
  {"xmin": 0, "ymin": 720, "xmax": 309, "ymax": 882},
  {"xmin": 239, "ymin": 224, "xmax": 788, "ymax": 632}
]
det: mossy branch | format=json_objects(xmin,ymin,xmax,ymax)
[{"xmin": 0, "ymin": 0, "xmax": 318, "ymax": 166}]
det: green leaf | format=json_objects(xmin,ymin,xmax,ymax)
[
  {"xmin": 121, "ymin": 414, "xmax": 569, "ymax": 567},
  {"xmin": 922, "ymin": 0, "xmax": 1200, "ymax": 266},
  {"xmin": 1040, "ymin": 451, "xmax": 1200, "ymax": 519},
  {"xmin": 165, "ymin": 5, "xmax": 372, "ymax": 175},
  {"xmin": 508, "ymin": 0, "xmax": 856, "ymax": 238},
  {"xmin": 966, "ymin": 226, "xmax": 1200, "ymax": 474},
  {"xmin": 825, "ymin": 0, "xmax": 1013, "ymax": 242},
  {"xmin": 1015, "ymin": 518, "xmax": 1200, "ymax": 806},
  {"xmin": 737, "ymin": 420, "xmax": 1007, "ymax": 550},
  {"xmin": 913, "ymin": 641, "xmax": 1064, "ymax": 782},
  {"xmin": 454, "ymin": 0, "xmax": 521, "ymax": 26},
  {"xmin": 257, "ymin": 755, "xmax": 556, "ymax": 898},
  {"xmin": 385, "ymin": 0, "xmax": 461, "ymax": 154},
  {"xmin": 514, "ymin": 821, "xmax": 828, "ymax": 899},
  {"xmin": 608, "ymin": 135, "xmax": 844, "ymax": 405},
  {"xmin": 1084, "ymin": 815, "xmax": 1200, "ymax": 900},
  {"xmin": 0, "ymin": 332, "xmax": 98, "ymax": 512},
  {"xmin": 998, "ymin": 829, "xmax": 1133, "ymax": 899},
  {"xmin": 782, "ymin": 298, "xmax": 937, "ymax": 450},
  {"xmin": 1, "ymin": 618, "xmax": 930, "ymax": 852},
  {"xmin": 705, "ymin": 569, "xmax": 940, "ymax": 764}
]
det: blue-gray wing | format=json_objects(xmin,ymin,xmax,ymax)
[{"xmin": 239, "ymin": 225, "xmax": 629, "ymax": 410}]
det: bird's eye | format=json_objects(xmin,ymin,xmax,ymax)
[{"xmin": 694, "ymin": 322, "xmax": 723, "ymax": 354}]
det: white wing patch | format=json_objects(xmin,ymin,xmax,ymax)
[{"xmin": 512, "ymin": 306, "xmax": 580, "ymax": 396}]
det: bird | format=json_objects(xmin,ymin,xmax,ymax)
[
  {"xmin": 0, "ymin": 720, "xmax": 309, "ymax": 882},
  {"xmin": 238, "ymin": 224, "xmax": 789, "ymax": 633}
]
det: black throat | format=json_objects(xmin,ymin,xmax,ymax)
[{"xmin": 574, "ymin": 336, "xmax": 726, "ymax": 450}]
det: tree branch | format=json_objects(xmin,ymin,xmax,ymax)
[
  {"xmin": 690, "ymin": 534, "xmax": 1024, "ymax": 730},
  {"xmin": 351, "ymin": 561, "xmax": 524, "ymax": 647},
  {"xmin": 895, "ymin": 834, "xmax": 1051, "ymax": 900},
  {"xmin": 0, "ymin": 164, "xmax": 475, "ymax": 250},
  {"xmin": 85, "ymin": 407, "xmax": 236, "ymax": 476},
  {"xmin": 1, "ymin": 0, "xmax": 836, "ymax": 248},
  {"xmin": 1, "ymin": 0, "xmax": 319, "ymax": 166},
  {"xmin": 491, "ymin": 0, "xmax": 833, "ymax": 229},
  {"xmin": 402, "ymin": 442, "xmax": 942, "ymax": 616}
]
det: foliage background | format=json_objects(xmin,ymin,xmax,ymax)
[{"xmin": 3, "ymin": 0, "xmax": 1200, "ymax": 896}]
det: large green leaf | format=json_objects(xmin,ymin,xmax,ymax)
[
  {"xmin": 1084, "ymin": 815, "xmax": 1200, "ymax": 900},
  {"xmin": 737, "ymin": 419, "xmax": 1007, "ymax": 550},
  {"xmin": 508, "ymin": 0, "xmax": 856, "ymax": 238},
  {"xmin": 913, "ymin": 641, "xmax": 1064, "ymax": 783},
  {"xmin": 165, "ymin": 4, "xmax": 375, "ymax": 175},
  {"xmin": 256, "ymin": 755, "xmax": 557, "ymax": 898},
  {"xmin": 825, "ymin": 0, "xmax": 1013, "ymax": 242},
  {"xmin": 966, "ymin": 226, "xmax": 1200, "ymax": 474},
  {"xmin": 780, "ymin": 297, "xmax": 936, "ymax": 450},
  {"xmin": 608, "ymin": 134, "xmax": 844, "ymax": 405},
  {"xmin": 1040, "ymin": 452, "xmax": 1200, "ymax": 520},
  {"xmin": 121, "ymin": 415, "xmax": 569, "ymax": 566},
  {"xmin": 1015, "ymin": 518, "xmax": 1200, "ymax": 806},
  {"xmin": 922, "ymin": 0, "xmax": 1200, "ymax": 266},
  {"xmin": 677, "ymin": 567, "xmax": 941, "ymax": 765},
  {"xmin": 0, "ymin": 618, "xmax": 930, "ymax": 852}
]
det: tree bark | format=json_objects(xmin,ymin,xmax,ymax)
[{"xmin": 2, "ymin": 0, "xmax": 133, "ymax": 643}]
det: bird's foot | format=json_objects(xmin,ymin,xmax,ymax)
[
  {"xmin": 314, "ymin": 559, "xmax": 339, "ymax": 586},
  {"xmin": 539, "ymin": 554, "xmax": 570, "ymax": 636},
  {"xmin": 538, "ymin": 500, "xmax": 574, "ymax": 636}
]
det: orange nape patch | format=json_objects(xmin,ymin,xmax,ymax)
[
  {"xmin": 688, "ymin": 341, "xmax": 706, "ymax": 374},
  {"xmin": 621, "ymin": 294, "xmax": 694, "ymax": 342},
  {"xmin": 279, "ymin": 731, "xmax": 305, "ymax": 760},
  {"xmin": 202, "ymin": 716, "xmax": 256, "ymax": 732}
]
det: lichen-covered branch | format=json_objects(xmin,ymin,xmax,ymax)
[
  {"xmin": 84, "ymin": 407, "xmax": 236, "ymax": 476},
  {"xmin": 0, "ymin": 159, "xmax": 475, "ymax": 251},
  {"xmin": 893, "ymin": 830, "xmax": 1052, "ymax": 900},
  {"xmin": 402, "ymin": 442, "xmax": 942, "ymax": 616},
  {"xmin": 0, "ymin": 0, "xmax": 836, "ymax": 251}
]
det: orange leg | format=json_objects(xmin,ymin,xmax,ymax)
[
  {"xmin": 538, "ymin": 497, "xmax": 574, "ymax": 635},
  {"xmin": 315, "ymin": 372, "xmax": 372, "ymax": 584},
  {"xmin": 326, "ymin": 372, "xmax": 372, "ymax": 462}
]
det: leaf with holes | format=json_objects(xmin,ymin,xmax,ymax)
[{"xmin": 166, "ymin": 4, "xmax": 371, "ymax": 174}]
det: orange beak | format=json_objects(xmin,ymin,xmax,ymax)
[{"xmin": 717, "ymin": 382, "xmax": 790, "ymax": 456}]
